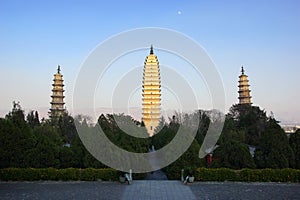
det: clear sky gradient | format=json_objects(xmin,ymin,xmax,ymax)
[{"xmin": 0, "ymin": 0, "xmax": 299, "ymax": 123}]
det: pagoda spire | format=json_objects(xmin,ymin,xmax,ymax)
[
  {"xmin": 238, "ymin": 66, "xmax": 252, "ymax": 105},
  {"xmin": 57, "ymin": 65, "xmax": 61, "ymax": 74},
  {"xmin": 150, "ymin": 45, "xmax": 154, "ymax": 55}
]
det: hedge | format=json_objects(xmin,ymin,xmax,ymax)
[
  {"xmin": 0, "ymin": 168, "xmax": 120, "ymax": 181},
  {"xmin": 1, "ymin": 168, "xmax": 299, "ymax": 182},
  {"xmin": 238, "ymin": 168, "xmax": 300, "ymax": 182},
  {"xmin": 194, "ymin": 168, "xmax": 300, "ymax": 182},
  {"xmin": 195, "ymin": 168, "xmax": 238, "ymax": 181}
]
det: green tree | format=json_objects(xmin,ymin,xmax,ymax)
[
  {"xmin": 70, "ymin": 133, "xmax": 87, "ymax": 168},
  {"xmin": 164, "ymin": 138, "xmax": 203, "ymax": 179},
  {"xmin": 219, "ymin": 115, "xmax": 245, "ymax": 144},
  {"xmin": 6, "ymin": 101, "xmax": 27, "ymax": 128},
  {"xmin": 212, "ymin": 139, "xmax": 255, "ymax": 169},
  {"xmin": 33, "ymin": 124, "xmax": 63, "ymax": 146},
  {"xmin": 25, "ymin": 134, "xmax": 60, "ymax": 168},
  {"xmin": 51, "ymin": 112, "xmax": 77, "ymax": 143},
  {"xmin": 0, "ymin": 102, "xmax": 36, "ymax": 168},
  {"xmin": 97, "ymin": 114, "xmax": 150, "ymax": 153},
  {"xmin": 289, "ymin": 129, "xmax": 300, "ymax": 169},
  {"xmin": 152, "ymin": 112, "xmax": 207, "ymax": 179},
  {"xmin": 59, "ymin": 146, "xmax": 77, "ymax": 168},
  {"xmin": 195, "ymin": 110, "xmax": 210, "ymax": 145},
  {"xmin": 26, "ymin": 110, "xmax": 40, "ymax": 129},
  {"xmin": 60, "ymin": 113, "xmax": 77, "ymax": 143},
  {"xmin": 229, "ymin": 104, "xmax": 267, "ymax": 145},
  {"xmin": 254, "ymin": 118, "xmax": 294, "ymax": 168},
  {"xmin": 83, "ymin": 152, "xmax": 107, "ymax": 168}
]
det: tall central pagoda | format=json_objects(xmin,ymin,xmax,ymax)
[{"xmin": 142, "ymin": 46, "xmax": 161, "ymax": 136}]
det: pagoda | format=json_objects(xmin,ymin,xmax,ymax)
[
  {"xmin": 238, "ymin": 66, "xmax": 252, "ymax": 105},
  {"xmin": 49, "ymin": 65, "xmax": 65, "ymax": 118},
  {"xmin": 142, "ymin": 46, "xmax": 161, "ymax": 136}
]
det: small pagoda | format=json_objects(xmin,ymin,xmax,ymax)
[
  {"xmin": 238, "ymin": 66, "xmax": 252, "ymax": 105},
  {"xmin": 49, "ymin": 65, "xmax": 65, "ymax": 119}
]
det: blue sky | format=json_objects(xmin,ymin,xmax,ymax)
[{"xmin": 0, "ymin": 0, "xmax": 299, "ymax": 123}]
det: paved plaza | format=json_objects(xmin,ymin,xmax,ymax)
[{"xmin": 1, "ymin": 180, "xmax": 299, "ymax": 200}]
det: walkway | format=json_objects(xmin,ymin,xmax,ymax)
[
  {"xmin": 1, "ymin": 181, "xmax": 299, "ymax": 200},
  {"xmin": 145, "ymin": 147, "xmax": 168, "ymax": 180},
  {"xmin": 190, "ymin": 182, "xmax": 300, "ymax": 200},
  {"xmin": 122, "ymin": 180, "xmax": 196, "ymax": 200}
]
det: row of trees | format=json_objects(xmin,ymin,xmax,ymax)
[
  {"xmin": 0, "ymin": 102, "xmax": 299, "ymax": 174},
  {"xmin": 216, "ymin": 104, "xmax": 298, "ymax": 169},
  {"xmin": 0, "ymin": 102, "xmax": 149, "ymax": 169},
  {"xmin": 152, "ymin": 104, "xmax": 300, "ymax": 177}
]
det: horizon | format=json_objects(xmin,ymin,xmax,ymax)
[{"xmin": 0, "ymin": 1, "xmax": 299, "ymax": 124}]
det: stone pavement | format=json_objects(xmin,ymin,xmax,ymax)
[
  {"xmin": 1, "ymin": 181, "xmax": 299, "ymax": 200},
  {"xmin": 122, "ymin": 180, "xmax": 196, "ymax": 200},
  {"xmin": 0, "ymin": 181, "xmax": 125, "ymax": 200},
  {"xmin": 190, "ymin": 182, "xmax": 300, "ymax": 200}
]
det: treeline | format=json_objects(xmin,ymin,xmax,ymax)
[
  {"xmin": 1, "ymin": 102, "xmax": 299, "ymax": 179},
  {"xmin": 152, "ymin": 104, "xmax": 300, "ymax": 179},
  {"xmin": 0, "ymin": 102, "xmax": 149, "ymax": 169}
]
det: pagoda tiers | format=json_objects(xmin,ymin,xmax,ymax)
[
  {"xmin": 238, "ymin": 66, "xmax": 252, "ymax": 105},
  {"xmin": 142, "ymin": 46, "xmax": 161, "ymax": 136},
  {"xmin": 49, "ymin": 65, "xmax": 65, "ymax": 118}
]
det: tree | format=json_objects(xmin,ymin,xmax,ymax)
[
  {"xmin": 5, "ymin": 101, "xmax": 27, "ymax": 128},
  {"xmin": 229, "ymin": 104, "xmax": 268, "ymax": 145},
  {"xmin": 212, "ymin": 139, "xmax": 255, "ymax": 169},
  {"xmin": 152, "ymin": 112, "xmax": 208, "ymax": 179},
  {"xmin": 25, "ymin": 134, "xmax": 59, "ymax": 168},
  {"xmin": 59, "ymin": 146, "xmax": 77, "ymax": 168},
  {"xmin": 56, "ymin": 112, "xmax": 77, "ymax": 143},
  {"xmin": 70, "ymin": 133, "xmax": 88, "ymax": 168},
  {"xmin": 26, "ymin": 110, "xmax": 40, "ymax": 128},
  {"xmin": 33, "ymin": 124, "xmax": 63, "ymax": 146},
  {"xmin": 83, "ymin": 152, "xmax": 107, "ymax": 168},
  {"xmin": 289, "ymin": 129, "xmax": 300, "ymax": 169},
  {"xmin": 152, "ymin": 117, "xmax": 178, "ymax": 150},
  {"xmin": 164, "ymin": 139, "xmax": 203, "ymax": 179},
  {"xmin": 218, "ymin": 115, "xmax": 245, "ymax": 145},
  {"xmin": 254, "ymin": 118, "xmax": 294, "ymax": 168},
  {"xmin": 195, "ymin": 110, "xmax": 210, "ymax": 145},
  {"xmin": 0, "ymin": 102, "xmax": 36, "ymax": 168},
  {"xmin": 97, "ymin": 114, "xmax": 150, "ymax": 153}
]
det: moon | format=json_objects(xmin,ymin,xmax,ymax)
[{"xmin": 177, "ymin": 10, "xmax": 182, "ymax": 15}]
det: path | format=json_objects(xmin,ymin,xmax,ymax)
[
  {"xmin": 0, "ymin": 181, "xmax": 125, "ymax": 200},
  {"xmin": 190, "ymin": 182, "xmax": 300, "ymax": 200},
  {"xmin": 1, "ymin": 181, "xmax": 299, "ymax": 200},
  {"xmin": 145, "ymin": 147, "xmax": 168, "ymax": 180},
  {"xmin": 122, "ymin": 180, "xmax": 196, "ymax": 200}
]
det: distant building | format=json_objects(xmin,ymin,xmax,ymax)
[
  {"xmin": 49, "ymin": 65, "xmax": 65, "ymax": 119},
  {"xmin": 142, "ymin": 46, "xmax": 161, "ymax": 136},
  {"xmin": 238, "ymin": 66, "xmax": 252, "ymax": 105},
  {"xmin": 281, "ymin": 125, "xmax": 300, "ymax": 134}
]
